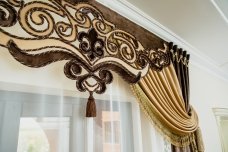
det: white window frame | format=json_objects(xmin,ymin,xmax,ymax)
[{"xmin": 0, "ymin": 83, "xmax": 144, "ymax": 152}]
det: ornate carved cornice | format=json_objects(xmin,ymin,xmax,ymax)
[{"xmin": 0, "ymin": 0, "xmax": 171, "ymax": 117}]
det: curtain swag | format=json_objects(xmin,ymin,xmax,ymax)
[
  {"xmin": 131, "ymin": 69, "xmax": 203, "ymax": 150},
  {"xmin": 131, "ymin": 44, "xmax": 204, "ymax": 151}
]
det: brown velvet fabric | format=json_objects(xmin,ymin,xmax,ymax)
[
  {"xmin": 171, "ymin": 146, "xmax": 192, "ymax": 152},
  {"xmin": 170, "ymin": 43, "xmax": 190, "ymax": 113},
  {"xmin": 90, "ymin": 1, "xmax": 165, "ymax": 50},
  {"xmin": 170, "ymin": 44, "xmax": 200, "ymax": 152}
]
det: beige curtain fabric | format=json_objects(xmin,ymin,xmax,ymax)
[{"xmin": 131, "ymin": 63, "xmax": 204, "ymax": 151}]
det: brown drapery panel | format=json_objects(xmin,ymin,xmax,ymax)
[
  {"xmin": 170, "ymin": 44, "xmax": 204, "ymax": 152},
  {"xmin": 131, "ymin": 44, "xmax": 204, "ymax": 151},
  {"xmin": 170, "ymin": 44, "xmax": 190, "ymax": 112}
]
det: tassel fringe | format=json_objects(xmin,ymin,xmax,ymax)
[{"xmin": 86, "ymin": 92, "xmax": 96, "ymax": 117}]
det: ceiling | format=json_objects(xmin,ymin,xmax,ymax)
[{"xmin": 123, "ymin": 0, "xmax": 228, "ymax": 75}]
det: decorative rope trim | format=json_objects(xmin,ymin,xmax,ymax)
[{"xmin": 130, "ymin": 84, "xmax": 204, "ymax": 151}]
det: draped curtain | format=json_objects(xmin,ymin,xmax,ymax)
[
  {"xmin": 131, "ymin": 43, "xmax": 204, "ymax": 152},
  {"xmin": 170, "ymin": 44, "xmax": 204, "ymax": 152}
]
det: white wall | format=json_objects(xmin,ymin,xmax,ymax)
[{"xmin": 190, "ymin": 63, "xmax": 228, "ymax": 152}]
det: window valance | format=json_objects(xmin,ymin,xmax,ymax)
[{"xmin": 0, "ymin": 0, "xmax": 204, "ymax": 150}]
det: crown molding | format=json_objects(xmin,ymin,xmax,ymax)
[
  {"xmin": 211, "ymin": 0, "xmax": 228, "ymax": 25},
  {"xmin": 96, "ymin": 0, "xmax": 228, "ymax": 82}
]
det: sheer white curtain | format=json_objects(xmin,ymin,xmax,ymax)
[{"xmin": 0, "ymin": 73, "xmax": 171, "ymax": 152}]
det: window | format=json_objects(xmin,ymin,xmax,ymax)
[
  {"xmin": 17, "ymin": 117, "xmax": 70, "ymax": 152},
  {"xmin": 0, "ymin": 89, "xmax": 141, "ymax": 152},
  {"xmin": 103, "ymin": 111, "xmax": 120, "ymax": 143},
  {"xmin": 0, "ymin": 82, "xmax": 170, "ymax": 152}
]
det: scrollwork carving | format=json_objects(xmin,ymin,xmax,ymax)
[
  {"xmin": 106, "ymin": 30, "xmax": 139, "ymax": 62},
  {"xmin": 137, "ymin": 44, "xmax": 170, "ymax": 71},
  {"xmin": 0, "ymin": 0, "xmax": 17, "ymax": 27},
  {"xmin": 78, "ymin": 28, "xmax": 104, "ymax": 61},
  {"xmin": 0, "ymin": 0, "xmax": 171, "ymax": 117}
]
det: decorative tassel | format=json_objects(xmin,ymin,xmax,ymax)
[{"xmin": 86, "ymin": 92, "xmax": 96, "ymax": 117}]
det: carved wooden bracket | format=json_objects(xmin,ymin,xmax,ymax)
[{"xmin": 0, "ymin": 0, "xmax": 171, "ymax": 117}]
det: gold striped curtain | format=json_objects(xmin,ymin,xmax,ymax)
[{"xmin": 131, "ymin": 44, "xmax": 204, "ymax": 151}]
